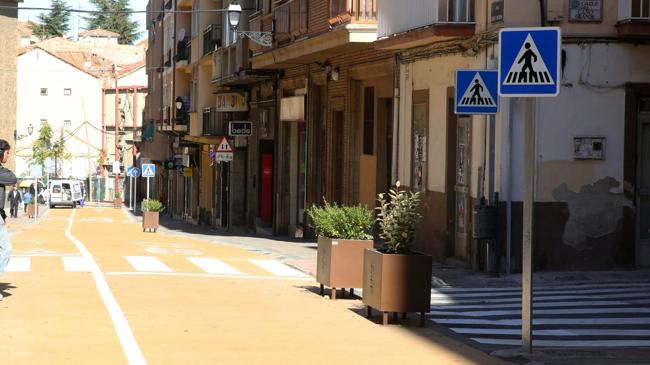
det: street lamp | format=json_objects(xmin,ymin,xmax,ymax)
[
  {"xmin": 27, "ymin": 123, "xmax": 33, "ymax": 136},
  {"xmin": 227, "ymin": 2, "xmax": 273, "ymax": 47}
]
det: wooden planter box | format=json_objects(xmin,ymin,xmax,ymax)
[
  {"xmin": 27, "ymin": 204, "xmax": 35, "ymax": 218},
  {"xmin": 362, "ymin": 248, "xmax": 432, "ymax": 326},
  {"xmin": 114, "ymin": 198, "xmax": 122, "ymax": 208},
  {"xmin": 143, "ymin": 211, "xmax": 160, "ymax": 232},
  {"xmin": 316, "ymin": 236, "xmax": 373, "ymax": 300}
]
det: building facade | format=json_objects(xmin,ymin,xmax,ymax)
[
  {"xmin": 144, "ymin": 0, "xmax": 650, "ymax": 270},
  {"xmin": 378, "ymin": 0, "xmax": 650, "ymax": 270}
]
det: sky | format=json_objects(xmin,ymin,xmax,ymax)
[{"xmin": 18, "ymin": 0, "xmax": 150, "ymax": 42}]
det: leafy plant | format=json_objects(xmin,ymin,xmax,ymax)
[
  {"xmin": 30, "ymin": 0, "xmax": 71, "ymax": 40},
  {"xmin": 114, "ymin": 191, "xmax": 121, "ymax": 199},
  {"xmin": 376, "ymin": 182, "xmax": 422, "ymax": 254},
  {"xmin": 141, "ymin": 199, "xmax": 163, "ymax": 212},
  {"xmin": 308, "ymin": 200, "xmax": 373, "ymax": 240},
  {"xmin": 85, "ymin": 0, "xmax": 140, "ymax": 44}
]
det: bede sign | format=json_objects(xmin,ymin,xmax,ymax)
[{"xmin": 229, "ymin": 121, "xmax": 253, "ymax": 136}]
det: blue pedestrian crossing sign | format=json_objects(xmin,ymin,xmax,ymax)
[
  {"xmin": 455, "ymin": 70, "xmax": 498, "ymax": 115},
  {"xmin": 498, "ymin": 27, "xmax": 561, "ymax": 97},
  {"xmin": 142, "ymin": 163, "xmax": 155, "ymax": 178}
]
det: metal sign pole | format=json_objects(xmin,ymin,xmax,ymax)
[
  {"xmin": 147, "ymin": 177, "xmax": 150, "ymax": 200},
  {"xmin": 130, "ymin": 176, "xmax": 134, "ymax": 210},
  {"xmin": 134, "ymin": 176, "xmax": 138, "ymax": 212},
  {"xmin": 522, "ymin": 97, "xmax": 536, "ymax": 352}
]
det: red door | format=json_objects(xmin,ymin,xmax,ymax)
[{"xmin": 260, "ymin": 154, "xmax": 273, "ymax": 223}]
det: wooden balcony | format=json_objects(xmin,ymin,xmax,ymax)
[
  {"xmin": 375, "ymin": 0, "xmax": 475, "ymax": 50},
  {"xmin": 330, "ymin": 0, "xmax": 377, "ymax": 26},
  {"xmin": 617, "ymin": 0, "xmax": 650, "ymax": 38},
  {"xmin": 275, "ymin": 0, "xmax": 308, "ymax": 45}
]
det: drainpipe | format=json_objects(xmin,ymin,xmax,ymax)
[{"xmin": 391, "ymin": 53, "xmax": 400, "ymax": 185}]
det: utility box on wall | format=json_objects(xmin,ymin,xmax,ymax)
[{"xmin": 574, "ymin": 136, "xmax": 605, "ymax": 160}]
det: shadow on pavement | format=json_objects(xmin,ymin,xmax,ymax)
[{"xmin": 0, "ymin": 283, "xmax": 16, "ymax": 299}]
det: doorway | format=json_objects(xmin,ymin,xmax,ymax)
[
  {"xmin": 636, "ymin": 97, "xmax": 650, "ymax": 267},
  {"xmin": 454, "ymin": 116, "xmax": 472, "ymax": 261}
]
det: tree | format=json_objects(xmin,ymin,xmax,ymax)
[
  {"xmin": 30, "ymin": 0, "xmax": 72, "ymax": 40},
  {"xmin": 85, "ymin": 0, "xmax": 140, "ymax": 45},
  {"xmin": 30, "ymin": 122, "xmax": 71, "ymax": 178}
]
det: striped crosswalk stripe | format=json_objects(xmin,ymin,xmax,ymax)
[
  {"xmin": 187, "ymin": 257, "xmax": 241, "ymax": 275},
  {"xmin": 125, "ymin": 256, "xmax": 173, "ymax": 273},
  {"xmin": 428, "ymin": 283, "xmax": 650, "ymax": 348},
  {"xmin": 5, "ymin": 257, "xmax": 30, "ymax": 272},
  {"xmin": 248, "ymin": 259, "xmax": 308, "ymax": 277}
]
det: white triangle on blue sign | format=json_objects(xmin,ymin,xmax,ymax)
[
  {"xmin": 503, "ymin": 33, "xmax": 554, "ymax": 86},
  {"xmin": 458, "ymin": 73, "xmax": 496, "ymax": 107},
  {"xmin": 143, "ymin": 165, "xmax": 154, "ymax": 176}
]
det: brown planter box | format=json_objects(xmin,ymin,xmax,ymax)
[
  {"xmin": 114, "ymin": 198, "xmax": 122, "ymax": 208},
  {"xmin": 362, "ymin": 248, "xmax": 432, "ymax": 326},
  {"xmin": 27, "ymin": 204, "xmax": 35, "ymax": 218},
  {"xmin": 143, "ymin": 211, "xmax": 159, "ymax": 232},
  {"xmin": 316, "ymin": 236, "xmax": 373, "ymax": 300}
]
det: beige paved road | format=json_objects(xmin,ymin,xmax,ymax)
[{"xmin": 0, "ymin": 207, "xmax": 510, "ymax": 365}]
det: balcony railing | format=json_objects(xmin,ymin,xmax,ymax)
[
  {"xmin": 202, "ymin": 107, "xmax": 229, "ymax": 136},
  {"xmin": 330, "ymin": 0, "xmax": 376, "ymax": 25},
  {"xmin": 203, "ymin": 24, "xmax": 223, "ymax": 56},
  {"xmin": 619, "ymin": 0, "xmax": 650, "ymax": 20},
  {"xmin": 377, "ymin": 0, "xmax": 474, "ymax": 38},
  {"xmin": 275, "ymin": 0, "xmax": 308, "ymax": 44},
  {"xmin": 211, "ymin": 38, "xmax": 250, "ymax": 83},
  {"xmin": 187, "ymin": 40, "xmax": 192, "ymax": 64}
]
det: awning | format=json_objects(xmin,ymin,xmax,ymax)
[{"xmin": 18, "ymin": 179, "xmax": 45, "ymax": 188}]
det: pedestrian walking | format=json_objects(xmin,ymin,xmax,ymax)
[
  {"xmin": 7, "ymin": 185, "xmax": 21, "ymax": 218},
  {"xmin": 22, "ymin": 190, "xmax": 32, "ymax": 214},
  {"xmin": 0, "ymin": 140, "xmax": 18, "ymax": 299}
]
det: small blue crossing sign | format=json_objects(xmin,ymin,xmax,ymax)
[
  {"xmin": 498, "ymin": 27, "xmax": 561, "ymax": 97},
  {"xmin": 455, "ymin": 70, "xmax": 498, "ymax": 115},
  {"xmin": 142, "ymin": 163, "xmax": 155, "ymax": 178}
]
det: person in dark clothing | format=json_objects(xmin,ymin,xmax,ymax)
[
  {"xmin": 7, "ymin": 186, "xmax": 21, "ymax": 218},
  {"xmin": 0, "ymin": 140, "xmax": 17, "ymax": 299}
]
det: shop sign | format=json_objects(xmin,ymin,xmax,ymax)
[
  {"xmin": 229, "ymin": 121, "xmax": 253, "ymax": 136},
  {"xmin": 215, "ymin": 93, "xmax": 248, "ymax": 112}
]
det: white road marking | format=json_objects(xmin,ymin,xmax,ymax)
[
  {"xmin": 433, "ymin": 282, "xmax": 650, "ymax": 293},
  {"xmin": 187, "ymin": 257, "xmax": 240, "ymax": 275},
  {"xmin": 125, "ymin": 256, "xmax": 172, "ymax": 272},
  {"xmin": 61, "ymin": 256, "xmax": 92, "ymax": 272},
  {"xmin": 429, "ymin": 307, "xmax": 650, "ymax": 317},
  {"xmin": 472, "ymin": 338, "xmax": 650, "ymax": 347},
  {"xmin": 431, "ymin": 317, "xmax": 650, "ymax": 326},
  {"xmin": 105, "ymin": 271, "xmax": 315, "ymax": 281},
  {"xmin": 451, "ymin": 328, "xmax": 650, "ymax": 337},
  {"xmin": 430, "ymin": 300, "xmax": 629, "ymax": 310},
  {"xmin": 248, "ymin": 259, "xmax": 308, "ymax": 277},
  {"xmin": 13, "ymin": 253, "xmax": 81, "ymax": 257},
  {"xmin": 5, "ymin": 257, "xmax": 30, "ymax": 272},
  {"xmin": 65, "ymin": 210, "xmax": 147, "ymax": 364},
  {"xmin": 430, "ymin": 286, "xmax": 650, "ymax": 299},
  {"xmin": 144, "ymin": 247, "xmax": 203, "ymax": 256}
]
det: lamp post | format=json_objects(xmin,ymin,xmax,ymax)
[
  {"xmin": 27, "ymin": 123, "xmax": 33, "ymax": 136},
  {"xmin": 53, "ymin": 142, "xmax": 59, "ymax": 178},
  {"xmin": 227, "ymin": 2, "xmax": 273, "ymax": 47}
]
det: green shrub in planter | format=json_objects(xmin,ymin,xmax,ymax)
[
  {"xmin": 141, "ymin": 199, "xmax": 163, "ymax": 212},
  {"xmin": 376, "ymin": 181, "xmax": 422, "ymax": 254},
  {"xmin": 114, "ymin": 191, "xmax": 121, "ymax": 199},
  {"xmin": 308, "ymin": 200, "xmax": 373, "ymax": 240}
]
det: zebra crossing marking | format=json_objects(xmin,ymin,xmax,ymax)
[
  {"xmin": 187, "ymin": 257, "xmax": 241, "ymax": 275},
  {"xmin": 5, "ymin": 257, "xmax": 30, "ymax": 272},
  {"xmin": 125, "ymin": 256, "xmax": 173, "ymax": 273},
  {"xmin": 248, "ymin": 259, "xmax": 308, "ymax": 277},
  {"xmin": 428, "ymin": 283, "xmax": 650, "ymax": 348},
  {"xmin": 61, "ymin": 256, "xmax": 92, "ymax": 272},
  {"xmin": 7, "ymin": 255, "xmax": 313, "ymax": 280}
]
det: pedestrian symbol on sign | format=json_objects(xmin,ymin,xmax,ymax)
[
  {"xmin": 503, "ymin": 34, "xmax": 553, "ymax": 85},
  {"xmin": 458, "ymin": 73, "xmax": 496, "ymax": 107},
  {"xmin": 455, "ymin": 70, "xmax": 498, "ymax": 115}
]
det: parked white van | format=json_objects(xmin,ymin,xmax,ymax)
[{"xmin": 48, "ymin": 180, "xmax": 83, "ymax": 208}]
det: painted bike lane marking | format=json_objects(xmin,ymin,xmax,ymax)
[{"xmin": 65, "ymin": 209, "xmax": 147, "ymax": 365}]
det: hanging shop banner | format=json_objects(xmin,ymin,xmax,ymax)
[{"xmin": 215, "ymin": 92, "xmax": 248, "ymax": 112}]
